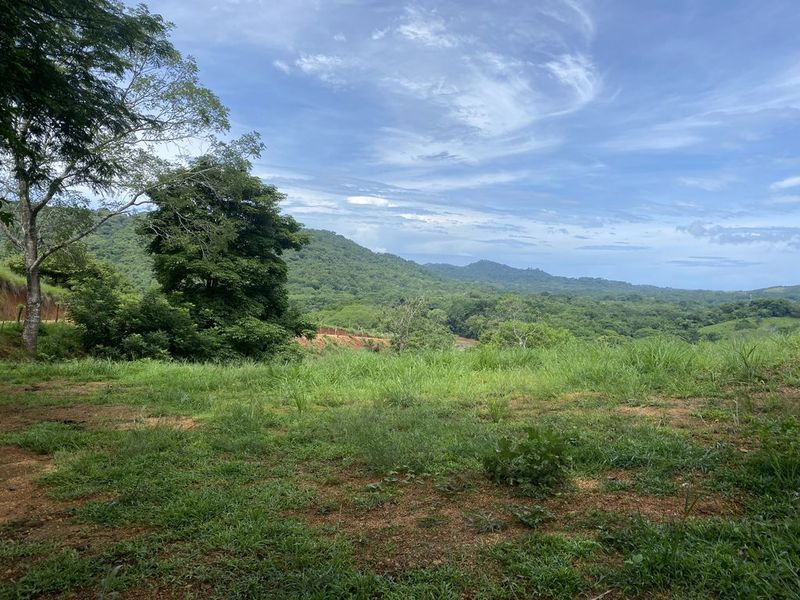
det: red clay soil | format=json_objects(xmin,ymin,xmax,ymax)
[
  {"xmin": 0, "ymin": 278, "xmax": 62, "ymax": 321},
  {"xmin": 298, "ymin": 328, "xmax": 390, "ymax": 351},
  {"xmin": 297, "ymin": 328, "xmax": 478, "ymax": 351}
]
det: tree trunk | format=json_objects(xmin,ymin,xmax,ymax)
[
  {"xmin": 19, "ymin": 180, "xmax": 41, "ymax": 355},
  {"xmin": 22, "ymin": 262, "xmax": 41, "ymax": 355}
]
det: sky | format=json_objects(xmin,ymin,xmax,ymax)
[{"xmin": 144, "ymin": 0, "xmax": 800, "ymax": 290}]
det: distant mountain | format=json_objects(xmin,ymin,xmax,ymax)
[
  {"xmin": 284, "ymin": 230, "xmax": 458, "ymax": 310},
  {"xmin": 426, "ymin": 259, "xmax": 718, "ymax": 301},
  {"xmin": 82, "ymin": 217, "xmax": 799, "ymax": 305}
]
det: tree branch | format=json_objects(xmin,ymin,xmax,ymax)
[
  {"xmin": 0, "ymin": 218, "xmax": 22, "ymax": 248},
  {"xmin": 34, "ymin": 193, "xmax": 150, "ymax": 268}
]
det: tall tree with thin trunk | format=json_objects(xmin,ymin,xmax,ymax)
[{"xmin": 0, "ymin": 0, "xmax": 229, "ymax": 353}]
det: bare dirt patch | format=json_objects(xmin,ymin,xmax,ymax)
[
  {"xmin": 546, "ymin": 484, "xmax": 742, "ymax": 524},
  {"xmin": 117, "ymin": 415, "xmax": 200, "ymax": 431},
  {"xmin": 297, "ymin": 327, "xmax": 390, "ymax": 351},
  {"xmin": 293, "ymin": 467, "xmax": 740, "ymax": 573},
  {"xmin": 615, "ymin": 398, "xmax": 709, "ymax": 429},
  {"xmin": 0, "ymin": 403, "xmax": 199, "ymax": 433},
  {"xmin": 294, "ymin": 472, "xmax": 527, "ymax": 572},
  {"xmin": 0, "ymin": 379, "xmax": 110, "ymax": 397},
  {"xmin": 0, "ymin": 445, "xmax": 142, "ymax": 555}
]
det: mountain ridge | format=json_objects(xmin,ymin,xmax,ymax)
[{"xmin": 79, "ymin": 218, "xmax": 800, "ymax": 303}]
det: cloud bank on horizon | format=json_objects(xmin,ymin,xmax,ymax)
[{"xmin": 148, "ymin": 0, "xmax": 800, "ymax": 290}]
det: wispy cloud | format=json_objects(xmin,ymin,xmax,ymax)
[
  {"xmin": 390, "ymin": 170, "xmax": 531, "ymax": 192},
  {"xmin": 770, "ymin": 175, "xmax": 800, "ymax": 190},
  {"xmin": 680, "ymin": 221, "xmax": 800, "ymax": 246},
  {"xmin": 396, "ymin": 6, "xmax": 461, "ymax": 48},
  {"xmin": 272, "ymin": 59, "xmax": 291, "ymax": 74},
  {"xmin": 678, "ymin": 175, "xmax": 738, "ymax": 191},
  {"xmin": 346, "ymin": 195, "xmax": 397, "ymax": 207},
  {"xmin": 295, "ymin": 54, "xmax": 347, "ymax": 84},
  {"xmin": 545, "ymin": 54, "xmax": 599, "ymax": 107},
  {"xmin": 668, "ymin": 256, "xmax": 762, "ymax": 268}
]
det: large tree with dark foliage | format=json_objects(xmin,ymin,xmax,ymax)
[
  {"xmin": 0, "ymin": 0, "xmax": 228, "ymax": 353},
  {"xmin": 141, "ymin": 157, "xmax": 308, "ymax": 331}
]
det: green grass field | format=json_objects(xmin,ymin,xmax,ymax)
[{"xmin": 1, "ymin": 336, "xmax": 799, "ymax": 598}]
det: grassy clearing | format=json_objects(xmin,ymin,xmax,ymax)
[{"xmin": 1, "ymin": 335, "xmax": 799, "ymax": 598}]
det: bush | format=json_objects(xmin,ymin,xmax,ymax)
[
  {"xmin": 484, "ymin": 426, "xmax": 571, "ymax": 492},
  {"xmin": 483, "ymin": 321, "xmax": 572, "ymax": 349},
  {"xmin": 37, "ymin": 323, "xmax": 84, "ymax": 361},
  {"xmin": 221, "ymin": 317, "xmax": 297, "ymax": 360}
]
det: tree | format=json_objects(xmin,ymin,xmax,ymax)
[
  {"xmin": 0, "ymin": 0, "xmax": 229, "ymax": 353},
  {"xmin": 384, "ymin": 297, "xmax": 454, "ymax": 351},
  {"xmin": 140, "ymin": 156, "xmax": 308, "ymax": 331},
  {"xmin": 482, "ymin": 321, "xmax": 572, "ymax": 349}
]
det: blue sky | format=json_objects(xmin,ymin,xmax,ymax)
[{"xmin": 146, "ymin": 0, "xmax": 800, "ymax": 290}]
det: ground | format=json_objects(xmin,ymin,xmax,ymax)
[{"xmin": 0, "ymin": 339, "xmax": 799, "ymax": 598}]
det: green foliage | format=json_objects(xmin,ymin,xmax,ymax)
[
  {"xmin": 142, "ymin": 158, "xmax": 307, "ymax": 329},
  {"xmin": 508, "ymin": 504, "xmax": 553, "ymax": 529},
  {"xmin": 384, "ymin": 297, "xmax": 454, "ymax": 351},
  {"xmin": 464, "ymin": 511, "xmax": 507, "ymax": 533},
  {"xmin": 68, "ymin": 268, "xmax": 208, "ymax": 360},
  {"xmin": 221, "ymin": 317, "xmax": 298, "ymax": 361},
  {"xmin": 484, "ymin": 426, "xmax": 571, "ymax": 492},
  {"xmin": 483, "ymin": 320, "xmax": 573, "ymax": 349},
  {"xmin": 0, "ymin": 0, "xmax": 172, "ymax": 176},
  {"xmin": 86, "ymin": 213, "xmax": 154, "ymax": 290}
]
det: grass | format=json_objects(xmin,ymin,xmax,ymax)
[{"xmin": 0, "ymin": 334, "xmax": 799, "ymax": 598}]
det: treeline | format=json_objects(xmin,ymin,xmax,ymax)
[
  {"xmin": 310, "ymin": 293, "xmax": 800, "ymax": 344},
  {"xmin": 74, "ymin": 216, "xmax": 800, "ymax": 347}
]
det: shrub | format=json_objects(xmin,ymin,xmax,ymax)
[
  {"xmin": 221, "ymin": 317, "xmax": 297, "ymax": 360},
  {"xmin": 482, "ymin": 321, "xmax": 572, "ymax": 349},
  {"xmin": 484, "ymin": 426, "xmax": 571, "ymax": 492}
]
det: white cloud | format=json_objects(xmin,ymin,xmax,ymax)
[
  {"xmin": 545, "ymin": 53, "xmax": 599, "ymax": 107},
  {"xmin": 606, "ymin": 131, "xmax": 704, "ymax": 152},
  {"xmin": 392, "ymin": 170, "xmax": 531, "ymax": 192},
  {"xmin": 396, "ymin": 6, "xmax": 461, "ymax": 48},
  {"xmin": 770, "ymin": 175, "xmax": 800, "ymax": 191},
  {"xmin": 678, "ymin": 175, "xmax": 738, "ymax": 192},
  {"xmin": 333, "ymin": 32, "xmax": 346, "ymax": 42},
  {"xmin": 272, "ymin": 59, "xmax": 291, "ymax": 74},
  {"xmin": 295, "ymin": 54, "xmax": 346, "ymax": 84},
  {"xmin": 346, "ymin": 195, "xmax": 396, "ymax": 207}
]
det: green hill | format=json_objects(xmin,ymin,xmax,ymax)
[
  {"xmin": 699, "ymin": 316, "xmax": 800, "ymax": 340},
  {"xmin": 426, "ymin": 260, "xmax": 744, "ymax": 302},
  {"xmin": 283, "ymin": 230, "xmax": 459, "ymax": 311},
  {"xmin": 84, "ymin": 214, "xmax": 800, "ymax": 308}
]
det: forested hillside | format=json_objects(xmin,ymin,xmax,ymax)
[
  {"xmin": 428, "ymin": 260, "xmax": 757, "ymax": 303},
  {"xmin": 79, "ymin": 215, "xmax": 800, "ymax": 341},
  {"xmin": 283, "ymin": 229, "xmax": 460, "ymax": 310}
]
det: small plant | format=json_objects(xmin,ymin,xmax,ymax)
[
  {"xmin": 508, "ymin": 504, "xmax": 552, "ymax": 529},
  {"xmin": 98, "ymin": 564, "xmax": 123, "ymax": 599},
  {"xmin": 417, "ymin": 514, "xmax": 449, "ymax": 529},
  {"xmin": 680, "ymin": 482, "xmax": 702, "ymax": 519},
  {"xmin": 486, "ymin": 397, "xmax": 510, "ymax": 423},
  {"xmin": 316, "ymin": 500, "xmax": 338, "ymax": 515},
  {"xmin": 288, "ymin": 388, "xmax": 311, "ymax": 414},
  {"xmin": 483, "ymin": 426, "xmax": 571, "ymax": 493},
  {"xmin": 434, "ymin": 473, "xmax": 474, "ymax": 495},
  {"xmin": 465, "ymin": 510, "xmax": 508, "ymax": 533}
]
